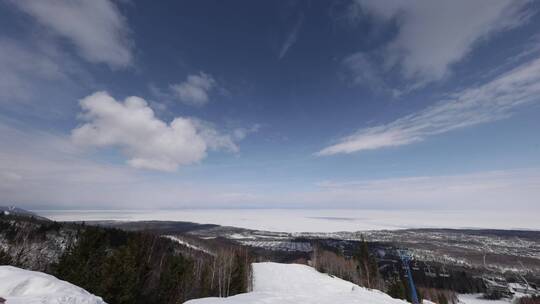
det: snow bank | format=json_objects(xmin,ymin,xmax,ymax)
[
  {"xmin": 0, "ymin": 266, "xmax": 106, "ymax": 304},
  {"xmin": 185, "ymin": 262, "xmax": 412, "ymax": 304}
]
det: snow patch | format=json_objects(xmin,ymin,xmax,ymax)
[
  {"xmin": 227, "ymin": 233, "xmax": 255, "ymax": 240},
  {"xmin": 457, "ymin": 293, "xmax": 512, "ymax": 304},
  {"xmin": 163, "ymin": 235, "xmax": 214, "ymax": 256},
  {"xmin": 0, "ymin": 266, "xmax": 106, "ymax": 304},
  {"xmin": 457, "ymin": 293, "xmax": 535, "ymax": 304}
]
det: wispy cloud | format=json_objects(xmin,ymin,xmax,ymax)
[
  {"xmin": 0, "ymin": 121, "xmax": 254, "ymax": 209},
  {"xmin": 278, "ymin": 13, "xmax": 304, "ymax": 60},
  {"xmin": 0, "ymin": 38, "xmax": 65, "ymax": 101},
  {"xmin": 12, "ymin": 0, "xmax": 133, "ymax": 68},
  {"xmin": 317, "ymin": 56, "xmax": 540, "ymax": 156},
  {"xmin": 169, "ymin": 72, "xmax": 216, "ymax": 106},
  {"xmin": 348, "ymin": 0, "xmax": 532, "ymax": 85},
  {"xmin": 342, "ymin": 52, "xmax": 387, "ymax": 91},
  {"xmin": 308, "ymin": 169, "xmax": 540, "ymax": 210},
  {"xmin": 3, "ymin": 120, "xmax": 538, "ymax": 211},
  {"xmin": 0, "ymin": 36, "xmax": 92, "ymax": 118}
]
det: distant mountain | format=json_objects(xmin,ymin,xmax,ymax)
[{"xmin": 0, "ymin": 206, "xmax": 50, "ymax": 221}]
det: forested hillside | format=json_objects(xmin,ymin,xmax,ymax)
[{"xmin": 0, "ymin": 213, "xmax": 250, "ymax": 304}]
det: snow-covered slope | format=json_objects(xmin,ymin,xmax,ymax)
[
  {"xmin": 185, "ymin": 262, "xmax": 412, "ymax": 304},
  {"xmin": 0, "ymin": 266, "xmax": 106, "ymax": 304},
  {"xmin": 0, "ymin": 206, "xmax": 50, "ymax": 221},
  {"xmin": 163, "ymin": 235, "xmax": 215, "ymax": 256}
]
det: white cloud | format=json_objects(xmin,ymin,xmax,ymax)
[
  {"xmin": 350, "ymin": 0, "xmax": 532, "ymax": 84},
  {"xmin": 306, "ymin": 169, "xmax": 540, "ymax": 210},
  {"xmin": 170, "ymin": 72, "xmax": 216, "ymax": 106},
  {"xmin": 72, "ymin": 91, "xmax": 238, "ymax": 171},
  {"xmin": 188, "ymin": 118, "xmax": 239, "ymax": 153},
  {"xmin": 278, "ymin": 14, "xmax": 304, "ymax": 59},
  {"xmin": 342, "ymin": 53, "xmax": 386, "ymax": 90},
  {"xmin": 1, "ymin": 120, "xmax": 539, "ymax": 212},
  {"xmin": 0, "ymin": 37, "xmax": 93, "ymax": 120},
  {"xmin": 317, "ymin": 55, "xmax": 540, "ymax": 156},
  {"xmin": 12, "ymin": 0, "xmax": 133, "ymax": 68},
  {"xmin": 232, "ymin": 124, "xmax": 261, "ymax": 141},
  {"xmin": 0, "ymin": 38, "xmax": 64, "ymax": 101},
  {"xmin": 0, "ymin": 121, "xmax": 252, "ymax": 209}
]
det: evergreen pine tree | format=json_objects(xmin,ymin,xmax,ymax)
[
  {"xmin": 387, "ymin": 278, "xmax": 407, "ymax": 300},
  {"xmin": 0, "ymin": 249, "xmax": 12, "ymax": 265}
]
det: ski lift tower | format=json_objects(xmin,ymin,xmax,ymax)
[{"xmin": 398, "ymin": 249, "xmax": 420, "ymax": 304}]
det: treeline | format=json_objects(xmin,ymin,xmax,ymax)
[
  {"xmin": 519, "ymin": 296, "xmax": 540, "ymax": 304},
  {"xmin": 311, "ymin": 237, "xmax": 383, "ymax": 290},
  {"xmin": 418, "ymin": 288, "xmax": 458, "ymax": 304},
  {"xmin": 0, "ymin": 214, "xmax": 250, "ymax": 304},
  {"xmin": 0, "ymin": 248, "xmax": 11, "ymax": 265},
  {"xmin": 309, "ymin": 237, "xmax": 483, "ymax": 304},
  {"xmin": 384, "ymin": 268, "xmax": 483, "ymax": 303},
  {"xmin": 0, "ymin": 213, "xmax": 74, "ymax": 271},
  {"xmin": 388, "ymin": 284, "xmax": 459, "ymax": 304},
  {"xmin": 413, "ymin": 268, "xmax": 484, "ymax": 293},
  {"xmin": 53, "ymin": 227, "xmax": 251, "ymax": 303}
]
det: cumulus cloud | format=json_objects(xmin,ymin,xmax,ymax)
[
  {"xmin": 12, "ymin": 0, "xmax": 133, "ymax": 68},
  {"xmin": 317, "ymin": 55, "xmax": 540, "ymax": 156},
  {"xmin": 170, "ymin": 72, "xmax": 216, "ymax": 106},
  {"xmin": 72, "ymin": 91, "xmax": 238, "ymax": 171},
  {"xmin": 349, "ymin": 0, "xmax": 532, "ymax": 84}
]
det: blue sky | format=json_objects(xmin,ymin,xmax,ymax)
[{"xmin": 1, "ymin": 0, "xmax": 539, "ymax": 211}]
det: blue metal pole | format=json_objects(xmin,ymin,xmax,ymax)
[
  {"xmin": 399, "ymin": 251, "xmax": 420, "ymax": 304},
  {"xmin": 404, "ymin": 260, "xmax": 419, "ymax": 304}
]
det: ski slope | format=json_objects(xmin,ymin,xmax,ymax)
[
  {"xmin": 0, "ymin": 266, "xmax": 106, "ymax": 304},
  {"xmin": 185, "ymin": 262, "xmax": 417, "ymax": 304}
]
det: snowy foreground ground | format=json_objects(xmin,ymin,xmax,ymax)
[
  {"xmin": 186, "ymin": 262, "xmax": 424, "ymax": 304},
  {"xmin": 0, "ymin": 266, "xmax": 106, "ymax": 304}
]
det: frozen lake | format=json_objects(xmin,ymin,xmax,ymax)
[{"xmin": 33, "ymin": 209, "xmax": 539, "ymax": 233}]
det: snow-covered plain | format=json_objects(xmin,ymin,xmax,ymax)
[
  {"xmin": 35, "ymin": 209, "xmax": 539, "ymax": 232},
  {"xmin": 185, "ymin": 262, "xmax": 419, "ymax": 304},
  {"xmin": 0, "ymin": 266, "xmax": 106, "ymax": 304}
]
